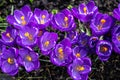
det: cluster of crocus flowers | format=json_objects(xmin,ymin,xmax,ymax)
[{"xmin": 1, "ymin": 1, "xmax": 120, "ymax": 80}]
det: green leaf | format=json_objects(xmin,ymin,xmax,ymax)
[
  {"xmin": 29, "ymin": 0, "xmax": 33, "ymax": 3},
  {"xmin": 52, "ymin": 9, "xmax": 58, "ymax": 14}
]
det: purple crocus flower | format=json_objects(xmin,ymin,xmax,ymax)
[
  {"xmin": 71, "ymin": 1, "xmax": 98, "ymax": 22},
  {"xmin": 50, "ymin": 38, "xmax": 72, "ymax": 66},
  {"xmin": 67, "ymin": 30, "xmax": 78, "ymax": 45},
  {"xmin": 1, "ymin": 26, "xmax": 17, "ymax": 46},
  {"xmin": 39, "ymin": 32, "xmax": 58, "ymax": 55},
  {"xmin": 89, "ymin": 36, "xmax": 98, "ymax": 48},
  {"xmin": 113, "ymin": 4, "xmax": 120, "ymax": 21},
  {"xmin": 96, "ymin": 40, "xmax": 112, "ymax": 61},
  {"xmin": 7, "ymin": 5, "xmax": 33, "ymax": 29},
  {"xmin": 17, "ymin": 25, "xmax": 38, "ymax": 46},
  {"xmin": 1, "ymin": 48, "xmax": 19, "ymax": 76},
  {"xmin": 112, "ymin": 25, "xmax": 120, "ymax": 54},
  {"xmin": 73, "ymin": 46, "xmax": 87, "ymax": 59},
  {"xmin": 78, "ymin": 33, "xmax": 90, "ymax": 48},
  {"xmin": 68, "ymin": 58, "xmax": 91, "ymax": 80},
  {"xmin": 52, "ymin": 9, "xmax": 76, "ymax": 31},
  {"xmin": 90, "ymin": 13, "xmax": 112, "ymax": 36},
  {"xmin": 30, "ymin": 8, "xmax": 52, "ymax": 29},
  {"xmin": 18, "ymin": 48, "xmax": 40, "ymax": 72}
]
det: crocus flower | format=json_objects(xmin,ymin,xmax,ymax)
[
  {"xmin": 1, "ymin": 26, "xmax": 17, "ymax": 46},
  {"xmin": 18, "ymin": 48, "xmax": 40, "ymax": 72},
  {"xmin": 68, "ymin": 58, "xmax": 91, "ymax": 80},
  {"xmin": 113, "ymin": 4, "xmax": 120, "ymax": 21},
  {"xmin": 1, "ymin": 48, "xmax": 19, "ymax": 76},
  {"xmin": 89, "ymin": 36, "xmax": 98, "ymax": 48},
  {"xmin": 96, "ymin": 40, "xmax": 112, "ymax": 61},
  {"xmin": 7, "ymin": 5, "xmax": 33, "ymax": 29},
  {"xmin": 39, "ymin": 32, "xmax": 58, "ymax": 55},
  {"xmin": 78, "ymin": 33, "xmax": 90, "ymax": 48},
  {"xmin": 30, "ymin": 8, "xmax": 52, "ymax": 29},
  {"xmin": 50, "ymin": 38, "xmax": 72, "ymax": 66},
  {"xmin": 52, "ymin": 9, "xmax": 76, "ymax": 31},
  {"xmin": 71, "ymin": 1, "xmax": 98, "ymax": 22},
  {"xmin": 73, "ymin": 46, "xmax": 87, "ymax": 59},
  {"xmin": 18, "ymin": 25, "xmax": 38, "ymax": 46},
  {"xmin": 67, "ymin": 30, "xmax": 78, "ymax": 45},
  {"xmin": 112, "ymin": 25, "xmax": 120, "ymax": 54},
  {"xmin": 90, "ymin": 13, "xmax": 112, "ymax": 36}
]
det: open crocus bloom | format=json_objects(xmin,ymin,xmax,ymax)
[
  {"xmin": 50, "ymin": 38, "xmax": 72, "ymax": 66},
  {"xmin": 18, "ymin": 25, "xmax": 38, "ymax": 46},
  {"xmin": 78, "ymin": 33, "xmax": 90, "ymax": 49},
  {"xmin": 112, "ymin": 25, "xmax": 120, "ymax": 54},
  {"xmin": 73, "ymin": 46, "xmax": 87, "ymax": 59},
  {"xmin": 67, "ymin": 30, "xmax": 78, "ymax": 45},
  {"xmin": 1, "ymin": 26, "xmax": 17, "ymax": 46},
  {"xmin": 52, "ymin": 9, "xmax": 76, "ymax": 31},
  {"xmin": 30, "ymin": 8, "xmax": 52, "ymax": 29},
  {"xmin": 39, "ymin": 32, "xmax": 58, "ymax": 55},
  {"xmin": 18, "ymin": 48, "xmax": 40, "ymax": 72},
  {"xmin": 7, "ymin": 5, "xmax": 33, "ymax": 29},
  {"xmin": 90, "ymin": 13, "xmax": 112, "ymax": 36},
  {"xmin": 71, "ymin": 1, "xmax": 98, "ymax": 22},
  {"xmin": 89, "ymin": 36, "xmax": 99, "ymax": 48},
  {"xmin": 1, "ymin": 48, "xmax": 19, "ymax": 76},
  {"xmin": 96, "ymin": 40, "xmax": 112, "ymax": 61},
  {"xmin": 68, "ymin": 58, "xmax": 91, "ymax": 80}
]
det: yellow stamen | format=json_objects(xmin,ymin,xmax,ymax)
[
  {"xmin": 21, "ymin": 16, "xmax": 26, "ymax": 25},
  {"xmin": 76, "ymin": 66, "xmax": 85, "ymax": 71},
  {"xmin": 83, "ymin": 7, "xmax": 87, "ymax": 14},
  {"xmin": 26, "ymin": 55, "xmax": 32, "ymax": 61},
  {"xmin": 63, "ymin": 17, "xmax": 69, "ymax": 27},
  {"xmin": 100, "ymin": 19, "xmax": 106, "ymax": 24},
  {"xmin": 21, "ymin": 16, "xmax": 25, "ymax": 20},
  {"xmin": 100, "ymin": 46, "xmax": 108, "ymax": 52},
  {"xmin": 42, "ymin": 15, "xmax": 46, "ymax": 19},
  {"xmin": 21, "ymin": 20, "xmax": 26, "ymax": 25},
  {"xmin": 40, "ymin": 20, "xmax": 44, "ymax": 24},
  {"xmin": 6, "ymin": 33, "xmax": 13, "ymax": 41},
  {"xmin": 7, "ymin": 58, "xmax": 14, "ymax": 64},
  {"xmin": 58, "ymin": 47, "xmax": 64, "ymax": 59},
  {"xmin": 24, "ymin": 32, "xmax": 33, "ymax": 41},
  {"xmin": 44, "ymin": 41, "xmax": 50, "ymax": 47},
  {"xmin": 64, "ymin": 17, "xmax": 68, "ymax": 21},
  {"xmin": 117, "ymin": 35, "xmax": 120, "ymax": 41},
  {"xmin": 24, "ymin": 32, "xmax": 29, "ymax": 37},
  {"xmin": 76, "ymin": 53, "xmax": 81, "ymax": 58},
  {"xmin": 6, "ymin": 33, "xmax": 10, "ymax": 37}
]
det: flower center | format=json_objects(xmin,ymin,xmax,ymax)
[
  {"xmin": 117, "ymin": 35, "xmax": 120, "ymax": 41},
  {"xmin": 6, "ymin": 33, "xmax": 13, "ymax": 41},
  {"xmin": 26, "ymin": 55, "xmax": 32, "ymax": 61},
  {"xmin": 76, "ymin": 53, "xmax": 81, "ymax": 58},
  {"xmin": 7, "ymin": 58, "xmax": 14, "ymax": 64},
  {"xmin": 64, "ymin": 16, "xmax": 68, "ymax": 28},
  {"xmin": 76, "ymin": 66, "xmax": 85, "ymax": 71},
  {"xmin": 21, "ymin": 16, "xmax": 26, "ymax": 25},
  {"xmin": 58, "ymin": 47, "xmax": 64, "ymax": 59},
  {"xmin": 83, "ymin": 7, "xmax": 87, "ymax": 14},
  {"xmin": 24, "ymin": 32, "xmax": 33, "ymax": 41},
  {"xmin": 40, "ymin": 15, "xmax": 46, "ymax": 24},
  {"xmin": 98, "ymin": 19, "xmax": 106, "ymax": 30},
  {"xmin": 38, "ymin": 30, "xmax": 43, "ymax": 37},
  {"xmin": 44, "ymin": 41, "xmax": 50, "ymax": 47},
  {"xmin": 100, "ymin": 46, "xmax": 108, "ymax": 52}
]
